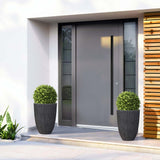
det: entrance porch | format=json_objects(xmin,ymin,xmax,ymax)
[{"xmin": 21, "ymin": 126, "xmax": 160, "ymax": 154}]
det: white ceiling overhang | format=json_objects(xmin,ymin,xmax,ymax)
[{"xmin": 28, "ymin": 8, "xmax": 160, "ymax": 23}]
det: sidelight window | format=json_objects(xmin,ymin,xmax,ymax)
[
  {"xmin": 61, "ymin": 25, "xmax": 72, "ymax": 120},
  {"xmin": 124, "ymin": 22, "xmax": 137, "ymax": 93}
]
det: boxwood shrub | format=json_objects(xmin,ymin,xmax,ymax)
[
  {"xmin": 33, "ymin": 85, "xmax": 57, "ymax": 104},
  {"xmin": 116, "ymin": 91, "xmax": 140, "ymax": 111}
]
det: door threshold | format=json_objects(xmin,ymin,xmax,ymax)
[{"xmin": 76, "ymin": 124, "xmax": 118, "ymax": 131}]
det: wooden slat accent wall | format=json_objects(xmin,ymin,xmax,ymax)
[{"xmin": 144, "ymin": 12, "xmax": 160, "ymax": 139}]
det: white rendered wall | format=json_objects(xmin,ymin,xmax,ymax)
[
  {"xmin": 49, "ymin": 23, "xmax": 59, "ymax": 123},
  {"xmin": 0, "ymin": 26, "xmax": 27, "ymax": 130},
  {"xmin": 27, "ymin": 22, "xmax": 59, "ymax": 128},
  {"xmin": 27, "ymin": 20, "xmax": 49, "ymax": 128}
]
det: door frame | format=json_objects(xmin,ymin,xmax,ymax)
[{"xmin": 58, "ymin": 19, "xmax": 138, "ymax": 127}]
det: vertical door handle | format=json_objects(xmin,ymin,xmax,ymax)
[{"xmin": 110, "ymin": 35, "xmax": 114, "ymax": 115}]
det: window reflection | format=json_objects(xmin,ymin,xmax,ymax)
[{"xmin": 124, "ymin": 22, "xmax": 137, "ymax": 93}]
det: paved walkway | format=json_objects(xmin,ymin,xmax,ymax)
[
  {"xmin": 0, "ymin": 141, "xmax": 160, "ymax": 160},
  {"xmin": 21, "ymin": 126, "xmax": 160, "ymax": 154},
  {"xmin": 22, "ymin": 126, "xmax": 147, "ymax": 145}
]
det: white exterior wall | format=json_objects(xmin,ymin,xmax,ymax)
[
  {"xmin": 27, "ymin": 21, "xmax": 59, "ymax": 128},
  {"xmin": 49, "ymin": 23, "xmax": 59, "ymax": 123},
  {"xmin": 0, "ymin": 25, "xmax": 27, "ymax": 130},
  {"xmin": 27, "ymin": 20, "xmax": 49, "ymax": 128},
  {"xmin": 1, "ymin": 0, "xmax": 160, "ymax": 132}
]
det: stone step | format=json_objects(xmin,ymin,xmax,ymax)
[{"xmin": 21, "ymin": 134, "xmax": 160, "ymax": 155}]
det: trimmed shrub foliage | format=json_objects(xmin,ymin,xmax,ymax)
[
  {"xmin": 33, "ymin": 85, "xmax": 57, "ymax": 104},
  {"xmin": 116, "ymin": 91, "xmax": 140, "ymax": 111}
]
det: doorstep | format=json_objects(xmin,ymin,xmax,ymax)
[{"xmin": 21, "ymin": 126, "xmax": 160, "ymax": 154}]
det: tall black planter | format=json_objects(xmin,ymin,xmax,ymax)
[
  {"xmin": 117, "ymin": 110, "xmax": 139, "ymax": 141},
  {"xmin": 34, "ymin": 103, "xmax": 57, "ymax": 134}
]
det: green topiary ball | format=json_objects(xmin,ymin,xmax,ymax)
[
  {"xmin": 33, "ymin": 85, "xmax": 57, "ymax": 104},
  {"xmin": 116, "ymin": 91, "xmax": 140, "ymax": 111}
]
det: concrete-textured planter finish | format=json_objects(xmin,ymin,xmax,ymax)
[
  {"xmin": 117, "ymin": 110, "xmax": 140, "ymax": 141},
  {"xmin": 34, "ymin": 104, "xmax": 57, "ymax": 134}
]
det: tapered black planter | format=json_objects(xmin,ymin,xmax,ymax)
[
  {"xmin": 117, "ymin": 110, "xmax": 139, "ymax": 141},
  {"xmin": 34, "ymin": 104, "xmax": 57, "ymax": 134}
]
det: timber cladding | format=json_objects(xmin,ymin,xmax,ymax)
[{"xmin": 144, "ymin": 12, "xmax": 160, "ymax": 139}]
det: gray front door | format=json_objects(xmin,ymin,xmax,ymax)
[{"xmin": 76, "ymin": 22, "xmax": 123, "ymax": 127}]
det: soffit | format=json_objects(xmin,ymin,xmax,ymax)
[{"xmin": 28, "ymin": 8, "xmax": 160, "ymax": 23}]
